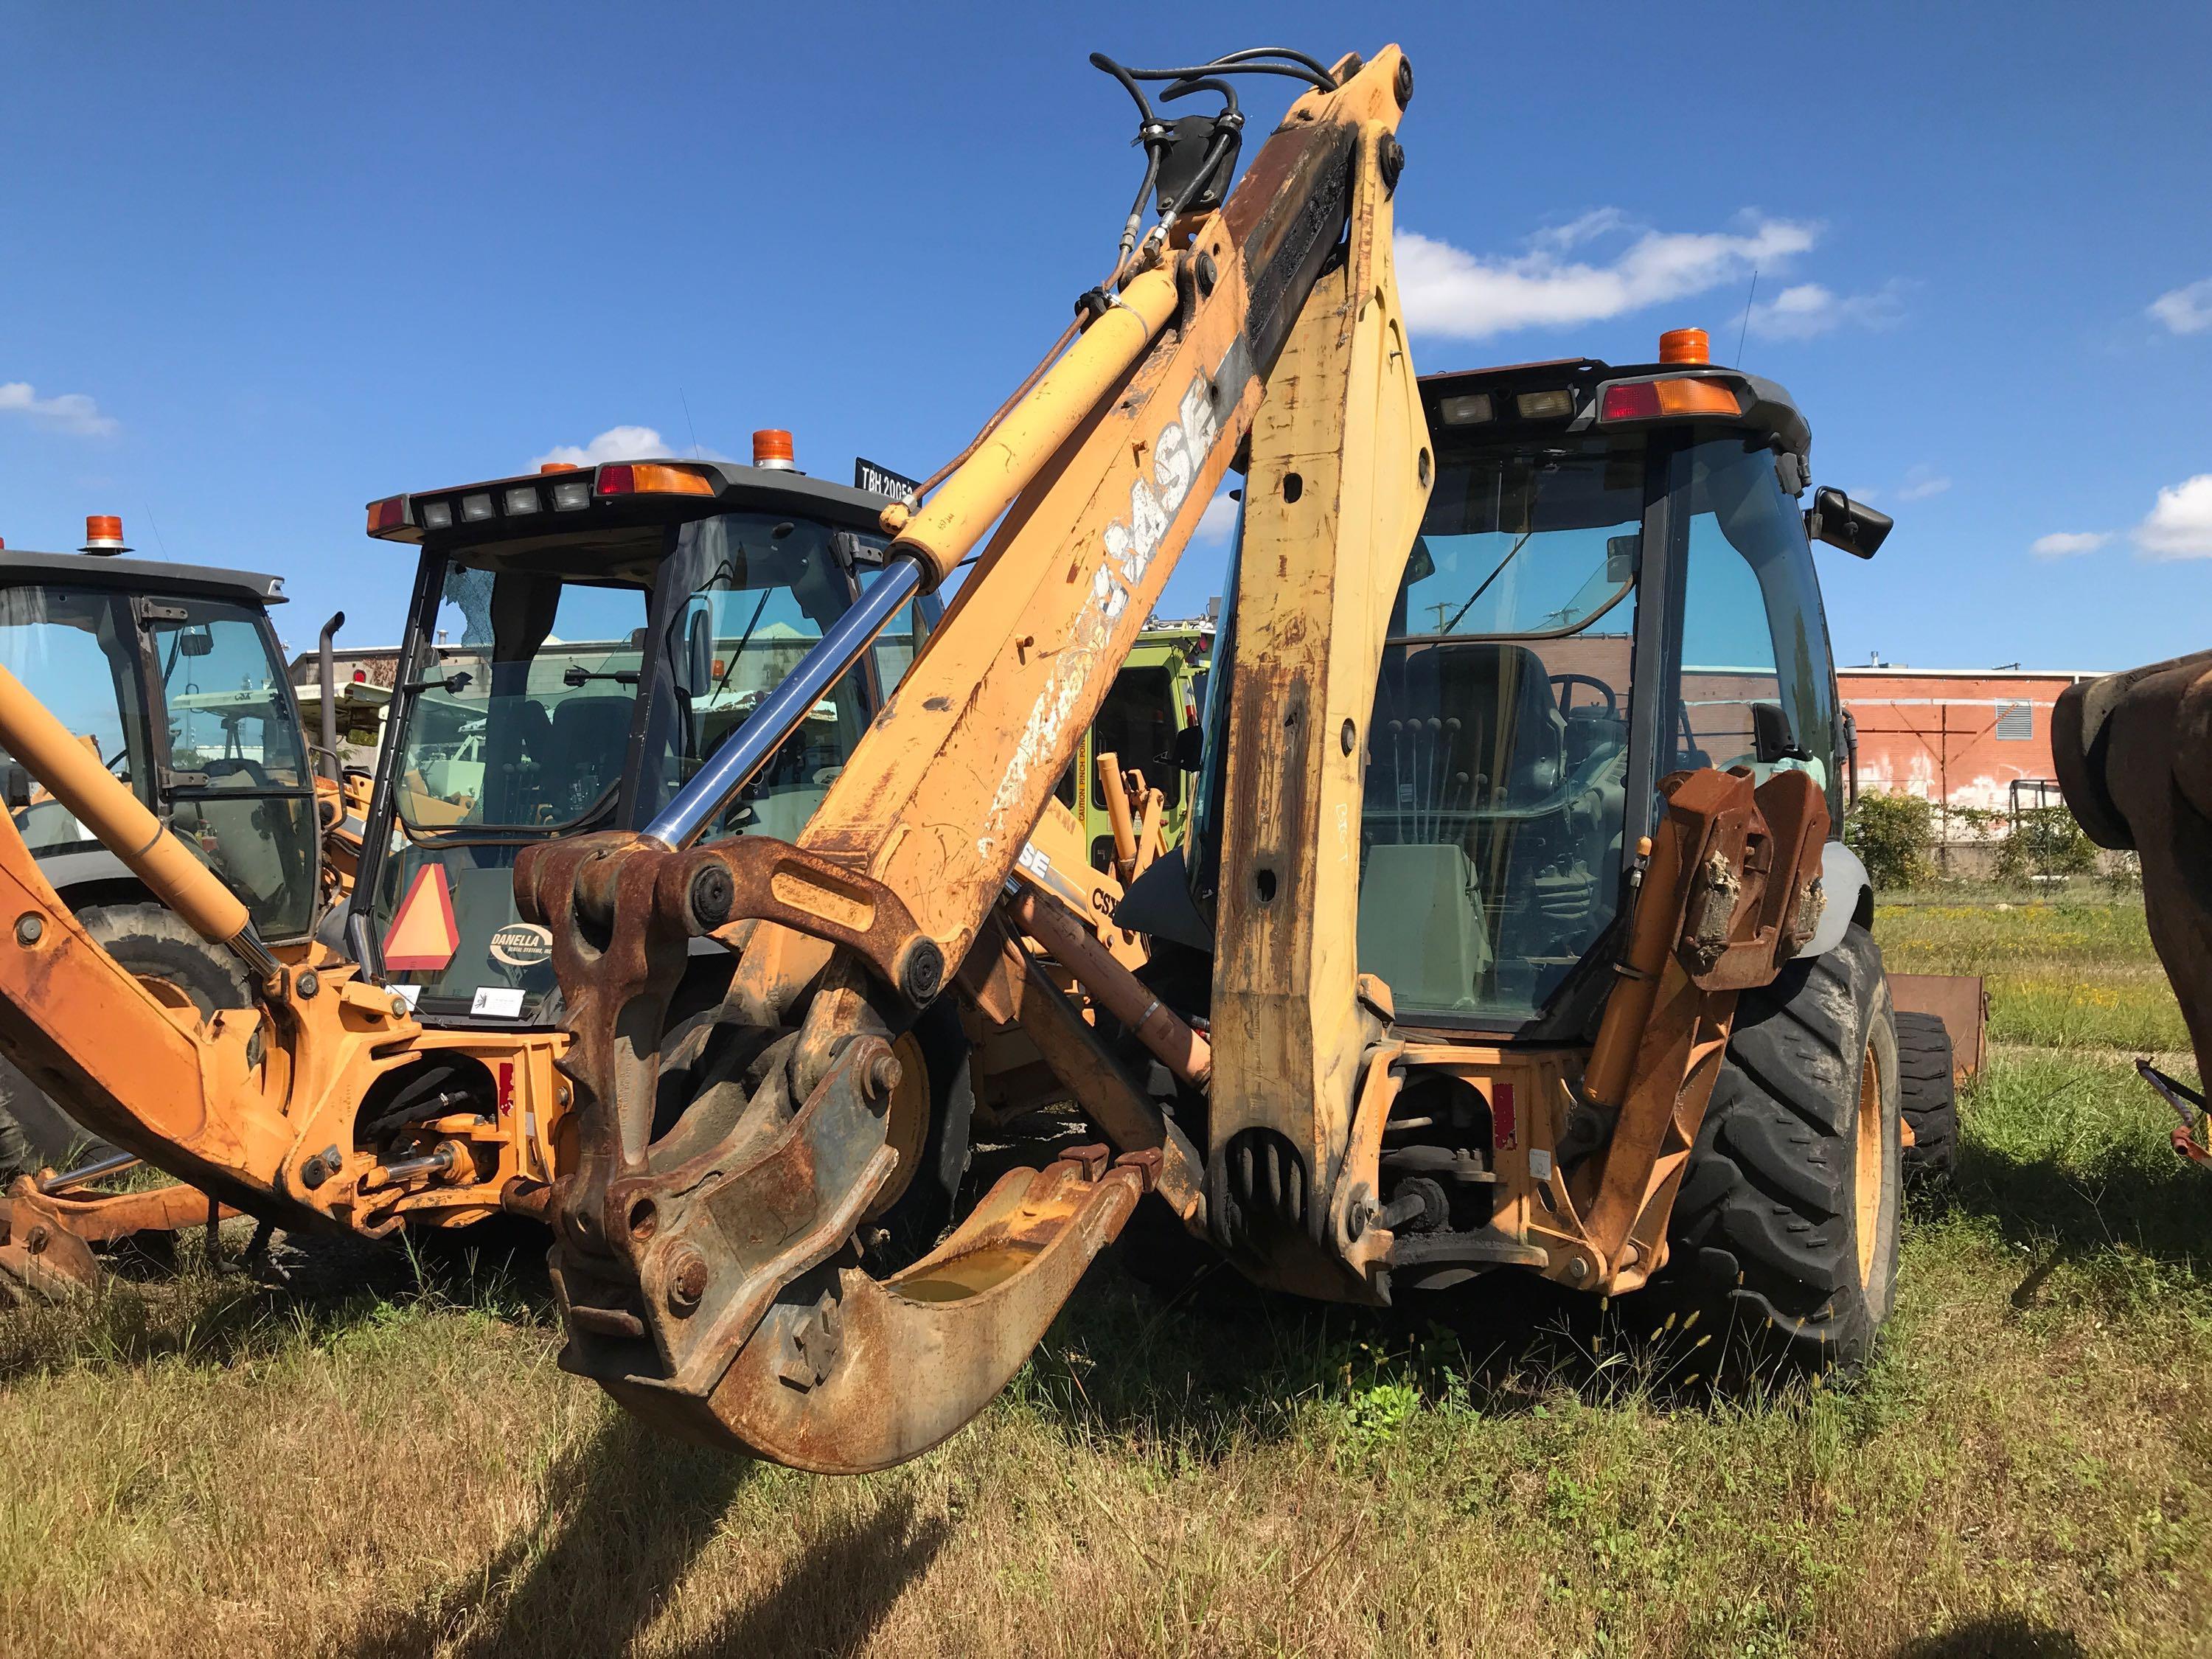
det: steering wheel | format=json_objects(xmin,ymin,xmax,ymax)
[{"xmin": 1550, "ymin": 673, "xmax": 1619, "ymax": 718}]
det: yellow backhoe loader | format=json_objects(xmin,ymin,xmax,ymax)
[
  {"xmin": 0, "ymin": 518, "xmax": 361, "ymax": 1289},
  {"xmin": 508, "ymin": 44, "xmax": 1946, "ymax": 1473},
  {"xmin": 0, "ymin": 446, "xmax": 1042, "ymax": 1297}
]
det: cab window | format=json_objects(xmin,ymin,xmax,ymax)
[
  {"xmin": 1673, "ymin": 437, "xmax": 1837, "ymax": 803},
  {"xmin": 399, "ymin": 569, "xmax": 648, "ymax": 832},
  {"xmin": 1090, "ymin": 666, "xmax": 1183, "ymax": 813},
  {"xmin": 147, "ymin": 597, "xmax": 319, "ymax": 939},
  {"xmin": 0, "ymin": 585, "xmax": 148, "ymax": 858}
]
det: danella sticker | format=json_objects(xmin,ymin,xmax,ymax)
[{"xmin": 487, "ymin": 921, "xmax": 554, "ymax": 969}]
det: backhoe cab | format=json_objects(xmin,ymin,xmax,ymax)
[
  {"xmin": 1177, "ymin": 328, "xmax": 1902, "ymax": 1327},
  {"xmin": 1190, "ymin": 333, "xmax": 1846, "ymax": 1035},
  {"xmin": 0, "ymin": 526, "xmax": 316, "ymax": 950},
  {"xmin": 0, "ymin": 525, "xmax": 315, "ymax": 1180},
  {"xmin": 357, "ymin": 439, "xmax": 931, "ymax": 1027}
]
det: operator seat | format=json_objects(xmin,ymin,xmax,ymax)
[
  {"xmin": 545, "ymin": 695, "xmax": 634, "ymax": 819},
  {"xmin": 1414, "ymin": 641, "xmax": 1565, "ymax": 812}
]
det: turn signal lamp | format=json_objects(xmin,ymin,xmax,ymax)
[
  {"xmin": 1436, "ymin": 393, "xmax": 1493, "ymax": 425},
  {"xmin": 1598, "ymin": 378, "xmax": 1742, "ymax": 422},
  {"xmin": 595, "ymin": 462, "xmax": 717, "ymax": 497},
  {"xmin": 366, "ymin": 496, "xmax": 407, "ymax": 536},
  {"xmin": 752, "ymin": 428, "xmax": 796, "ymax": 470},
  {"xmin": 1659, "ymin": 327, "xmax": 1710, "ymax": 364}
]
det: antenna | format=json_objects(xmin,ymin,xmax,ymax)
[
  {"xmin": 140, "ymin": 498, "xmax": 171, "ymax": 558},
  {"xmin": 1734, "ymin": 269, "xmax": 1759, "ymax": 364},
  {"xmin": 680, "ymin": 389, "xmax": 702, "ymax": 459}
]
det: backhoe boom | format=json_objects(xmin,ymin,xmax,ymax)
[{"xmin": 522, "ymin": 46, "xmax": 1423, "ymax": 1467}]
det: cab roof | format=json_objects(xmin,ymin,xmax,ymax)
[
  {"xmin": 0, "ymin": 548, "xmax": 286, "ymax": 606},
  {"xmin": 366, "ymin": 458, "xmax": 904, "ymax": 549},
  {"xmin": 1417, "ymin": 358, "xmax": 1812, "ymax": 465}
]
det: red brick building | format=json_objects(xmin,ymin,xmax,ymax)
[{"xmin": 1838, "ymin": 667, "xmax": 2098, "ymax": 818}]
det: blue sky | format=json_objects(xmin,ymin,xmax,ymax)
[{"xmin": 2, "ymin": 1, "xmax": 2207, "ymax": 671}]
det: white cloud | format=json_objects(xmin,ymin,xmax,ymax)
[
  {"xmin": 1895, "ymin": 465, "xmax": 1952, "ymax": 501},
  {"xmin": 1192, "ymin": 493, "xmax": 1239, "ymax": 546},
  {"xmin": 2134, "ymin": 474, "xmax": 2212, "ymax": 560},
  {"xmin": 1744, "ymin": 279, "xmax": 1909, "ymax": 341},
  {"xmin": 0, "ymin": 380, "xmax": 118, "ymax": 438},
  {"xmin": 2149, "ymin": 279, "xmax": 2212, "ymax": 336},
  {"xmin": 2031, "ymin": 530, "xmax": 2111, "ymax": 559},
  {"xmin": 532, "ymin": 425, "xmax": 673, "ymax": 468},
  {"xmin": 1394, "ymin": 213, "xmax": 1818, "ymax": 341}
]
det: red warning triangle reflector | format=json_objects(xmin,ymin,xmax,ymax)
[{"xmin": 382, "ymin": 863, "xmax": 459, "ymax": 972}]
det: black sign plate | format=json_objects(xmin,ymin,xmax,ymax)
[{"xmin": 853, "ymin": 456, "xmax": 920, "ymax": 502}]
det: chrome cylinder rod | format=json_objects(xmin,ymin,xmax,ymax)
[
  {"xmin": 641, "ymin": 553, "xmax": 925, "ymax": 850},
  {"xmin": 37, "ymin": 1148, "xmax": 142, "ymax": 1194}
]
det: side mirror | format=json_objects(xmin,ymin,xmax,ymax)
[
  {"xmin": 1750, "ymin": 700, "xmax": 1810, "ymax": 765},
  {"xmin": 1806, "ymin": 486, "xmax": 1893, "ymax": 560},
  {"xmin": 2, "ymin": 763, "xmax": 30, "ymax": 812},
  {"xmin": 1170, "ymin": 724, "xmax": 1206, "ymax": 772},
  {"xmin": 178, "ymin": 625, "xmax": 216, "ymax": 658}
]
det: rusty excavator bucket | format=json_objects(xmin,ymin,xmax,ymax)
[
  {"xmin": 2054, "ymin": 648, "xmax": 2212, "ymax": 1164},
  {"xmin": 0, "ymin": 1153, "xmax": 237, "ymax": 1304},
  {"xmin": 521, "ymin": 45, "xmax": 1422, "ymax": 1470}
]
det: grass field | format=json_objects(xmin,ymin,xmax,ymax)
[{"xmin": 4, "ymin": 891, "xmax": 2208, "ymax": 1657}]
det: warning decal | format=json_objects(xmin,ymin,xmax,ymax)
[{"xmin": 382, "ymin": 863, "xmax": 460, "ymax": 972}]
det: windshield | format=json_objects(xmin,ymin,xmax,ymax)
[
  {"xmin": 1356, "ymin": 437, "xmax": 1644, "ymax": 1026},
  {"xmin": 1399, "ymin": 441, "xmax": 1641, "ymax": 639},
  {"xmin": 0, "ymin": 583, "xmax": 316, "ymax": 938},
  {"xmin": 633, "ymin": 512, "xmax": 879, "ymax": 842},
  {"xmin": 0, "ymin": 584, "xmax": 150, "ymax": 858},
  {"xmin": 394, "ymin": 568, "xmax": 649, "ymax": 834}
]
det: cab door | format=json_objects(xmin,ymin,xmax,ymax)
[
  {"xmin": 1660, "ymin": 434, "xmax": 1840, "ymax": 815},
  {"xmin": 137, "ymin": 594, "xmax": 322, "ymax": 940}
]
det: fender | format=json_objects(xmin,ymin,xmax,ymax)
[{"xmin": 1804, "ymin": 839, "xmax": 1873, "ymax": 960}]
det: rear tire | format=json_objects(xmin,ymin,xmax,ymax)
[
  {"xmin": 80, "ymin": 903, "xmax": 254, "ymax": 1021},
  {"xmin": 1642, "ymin": 922, "xmax": 1902, "ymax": 1379},
  {"xmin": 0, "ymin": 905, "xmax": 254, "ymax": 1179},
  {"xmin": 1893, "ymin": 1010, "xmax": 1958, "ymax": 1189}
]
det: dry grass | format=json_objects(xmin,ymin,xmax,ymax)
[{"xmin": 4, "ymin": 896, "xmax": 2211, "ymax": 1657}]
